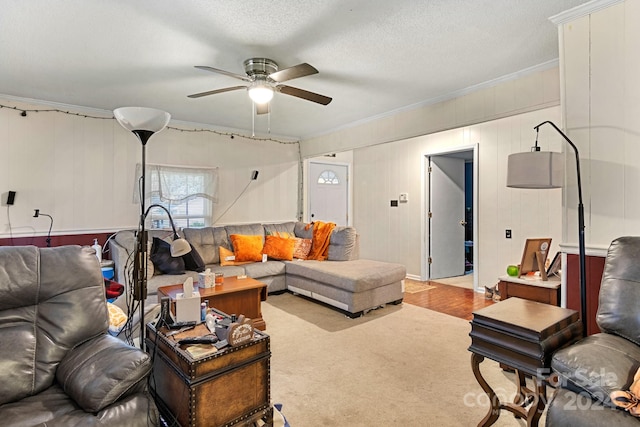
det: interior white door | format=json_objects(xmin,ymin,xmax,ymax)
[
  {"xmin": 308, "ymin": 162, "xmax": 348, "ymax": 226},
  {"xmin": 429, "ymin": 156, "xmax": 466, "ymax": 279}
]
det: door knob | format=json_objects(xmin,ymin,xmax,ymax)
[{"xmin": 460, "ymin": 220, "xmax": 467, "ymax": 226}]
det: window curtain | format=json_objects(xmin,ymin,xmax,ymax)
[{"xmin": 133, "ymin": 164, "xmax": 219, "ymax": 204}]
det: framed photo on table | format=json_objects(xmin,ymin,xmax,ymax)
[
  {"xmin": 519, "ymin": 238, "xmax": 552, "ymax": 280},
  {"xmin": 546, "ymin": 251, "xmax": 561, "ymax": 278}
]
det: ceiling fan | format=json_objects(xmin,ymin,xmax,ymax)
[{"xmin": 188, "ymin": 58, "xmax": 332, "ymax": 114}]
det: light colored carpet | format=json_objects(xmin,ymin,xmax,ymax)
[
  {"xmin": 264, "ymin": 293, "xmax": 546, "ymax": 426},
  {"xmin": 404, "ymin": 281, "xmax": 436, "ymax": 294},
  {"xmin": 432, "ymin": 274, "xmax": 474, "ymax": 289}
]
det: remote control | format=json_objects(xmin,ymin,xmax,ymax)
[
  {"xmin": 178, "ymin": 336, "xmax": 218, "ymax": 345},
  {"xmin": 169, "ymin": 321, "xmax": 197, "ymax": 329}
]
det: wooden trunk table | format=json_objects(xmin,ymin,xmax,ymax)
[
  {"xmin": 468, "ymin": 297, "xmax": 583, "ymax": 427},
  {"xmin": 146, "ymin": 319, "xmax": 272, "ymax": 427},
  {"xmin": 158, "ymin": 276, "xmax": 267, "ymax": 330}
]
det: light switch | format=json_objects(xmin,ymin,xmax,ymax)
[{"xmin": 399, "ymin": 193, "xmax": 408, "ymax": 203}]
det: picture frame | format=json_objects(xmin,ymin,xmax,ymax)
[
  {"xmin": 519, "ymin": 238, "xmax": 552, "ymax": 280},
  {"xmin": 546, "ymin": 251, "xmax": 561, "ymax": 277}
]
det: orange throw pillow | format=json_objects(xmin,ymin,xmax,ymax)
[
  {"xmin": 293, "ymin": 238, "xmax": 312, "ymax": 260},
  {"xmin": 230, "ymin": 234, "xmax": 264, "ymax": 262},
  {"xmin": 262, "ymin": 235, "xmax": 295, "ymax": 261},
  {"xmin": 219, "ymin": 246, "xmax": 252, "ymax": 266}
]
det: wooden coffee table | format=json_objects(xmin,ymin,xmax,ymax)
[{"xmin": 157, "ymin": 276, "xmax": 268, "ymax": 330}]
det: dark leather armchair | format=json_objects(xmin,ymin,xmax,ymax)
[
  {"xmin": 547, "ymin": 236, "xmax": 640, "ymax": 425},
  {"xmin": 0, "ymin": 245, "xmax": 159, "ymax": 426}
]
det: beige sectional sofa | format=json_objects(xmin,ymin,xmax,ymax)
[{"xmin": 109, "ymin": 221, "xmax": 406, "ymax": 325}]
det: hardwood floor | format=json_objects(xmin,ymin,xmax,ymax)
[{"xmin": 403, "ymin": 278, "xmax": 495, "ymax": 321}]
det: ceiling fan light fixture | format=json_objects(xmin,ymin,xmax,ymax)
[{"xmin": 248, "ymin": 84, "xmax": 274, "ymax": 104}]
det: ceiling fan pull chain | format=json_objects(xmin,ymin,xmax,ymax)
[{"xmin": 252, "ymin": 102, "xmax": 255, "ymax": 137}]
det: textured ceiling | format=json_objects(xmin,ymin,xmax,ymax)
[{"xmin": 1, "ymin": 0, "xmax": 590, "ymax": 139}]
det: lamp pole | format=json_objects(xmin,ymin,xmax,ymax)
[
  {"xmin": 114, "ymin": 107, "xmax": 171, "ymax": 349},
  {"xmin": 534, "ymin": 121, "xmax": 587, "ymax": 335}
]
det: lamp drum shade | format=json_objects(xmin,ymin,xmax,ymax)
[
  {"xmin": 113, "ymin": 107, "xmax": 171, "ymax": 133},
  {"xmin": 507, "ymin": 151, "xmax": 563, "ymax": 189}
]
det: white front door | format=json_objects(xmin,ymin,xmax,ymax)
[
  {"xmin": 308, "ymin": 162, "xmax": 348, "ymax": 226},
  {"xmin": 428, "ymin": 156, "xmax": 466, "ymax": 279}
]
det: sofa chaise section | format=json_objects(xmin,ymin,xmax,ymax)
[{"xmin": 285, "ymin": 259, "xmax": 405, "ymax": 316}]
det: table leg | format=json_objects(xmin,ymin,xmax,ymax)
[
  {"xmin": 524, "ymin": 376, "xmax": 546, "ymax": 427},
  {"xmin": 471, "ymin": 353, "xmax": 500, "ymax": 427},
  {"xmin": 506, "ymin": 369, "xmax": 545, "ymax": 427}
]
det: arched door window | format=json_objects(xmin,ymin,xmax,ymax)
[{"xmin": 317, "ymin": 170, "xmax": 340, "ymax": 185}]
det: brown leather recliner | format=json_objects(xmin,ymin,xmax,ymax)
[
  {"xmin": 0, "ymin": 245, "xmax": 159, "ymax": 426},
  {"xmin": 547, "ymin": 236, "xmax": 640, "ymax": 425}
]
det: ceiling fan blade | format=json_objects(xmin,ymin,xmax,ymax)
[
  {"xmin": 277, "ymin": 85, "xmax": 332, "ymax": 105},
  {"xmin": 187, "ymin": 86, "xmax": 246, "ymax": 98},
  {"xmin": 256, "ymin": 103, "xmax": 270, "ymax": 115},
  {"xmin": 269, "ymin": 63, "xmax": 318, "ymax": 83},
  {"xmin": 194, "ymin": 66, "xmax": 252, "ymax": 82}
]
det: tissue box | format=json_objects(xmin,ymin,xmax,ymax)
[
  {"xmin": 198, "ymin": 271, "xmax": 215, "ymax": 288},
  {"xmin": 175, "ymin": 290, "xmax": 201, "ymax": 323}
]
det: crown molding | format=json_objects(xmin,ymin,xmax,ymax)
[
  {"xmin": 303, "ymin": 59, "xmax": 559, "ymax": 140},
  {"xmin": 549, "ymin": 0, "xmax": 623, "ymax": 25}
]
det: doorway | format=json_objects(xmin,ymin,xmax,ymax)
[
  {"xmin": 424, "ymin": 145, "xmax": 478, "ymax": 290},
  {"xmin": 307, "ymin": 161, "xmax": 349, "ymax": 226}
]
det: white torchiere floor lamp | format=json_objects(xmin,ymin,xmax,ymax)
[
  {"xmin": 507, "ymin": 120, "xmax": 587, "ymax": 335},
  {"xmin": 114, "ymin": 107, "xmax": 190, "ymax": 348}
]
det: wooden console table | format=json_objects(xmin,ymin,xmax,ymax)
[
  {"xmin": 158, "ymin": 276, "xmax": 268, "ymax": 330},
  {"xmin": 469, "ymin": 297, "xmax": 582, "ymax": 426},
  {"xmin": 497, "ymin": 275, "xmax": 561, "ymax": 306}
]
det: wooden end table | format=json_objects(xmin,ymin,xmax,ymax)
[
  {"xmin": 146, "ymin": 317, "xmax": 272, "ymax": 427},
  {"xmin": 497, "ymin": 275, "xmax": 561, "ymax": 306},
  {"xmin": 468, "ymin": 297, "xmax": 583, "ymax": 426},
  {"xmin": 158, "ymin": 276, "xmax": 268, "ymax": 330}
]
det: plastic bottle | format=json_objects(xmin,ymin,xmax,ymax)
[
  {"xmin": 201, "ymin": 302, "xmax": 207, "ymax": 322},
  {"xmin": 92, "ymin": 239, "xmax": 102, "ymax": 262}
]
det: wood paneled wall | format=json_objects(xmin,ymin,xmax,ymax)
[{"xmin": 0, "ymin": 99, "xmax": 301, "ymax": 240}]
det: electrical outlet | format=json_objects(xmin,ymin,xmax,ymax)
[{"xmin": 505, "ymin": 229, "xmax": 512, "ymax": 239}]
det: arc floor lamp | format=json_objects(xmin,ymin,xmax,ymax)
[
  {"xmin": 114, "ymin": 107, "xmax": 191, "ymax": 348},
  {"xmin": 507, "ymin": 120, "xmax": 587, "ymax": 334}
]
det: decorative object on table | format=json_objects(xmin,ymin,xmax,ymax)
[
  {"xmin": 518, "ymin": 238, "xmax": 552, "ymax": 281},
  {"xmin": 507, "ymin": 120, "xmax": 587, "ymax": 333},
  {"xmin": 213, "ymin": 314, "xmax": 254, "ymax": 347},
  {"xmin": 114, "ymin": 106, "xmax": 186, "ymax": 347},
  {"xmin": 546, "ymin": 251, "xmax": 562, "ymax": 278},
  {"xmin": 32, "ymin": 209, "xmax": 53, "ymax": 247},
  {"xmin": 198, "ymin": 268, "xmax": 215, "ymax": 288},
  {"xmin": 506, "ymin": 265, "xmax": 519, "ymax": 277}
]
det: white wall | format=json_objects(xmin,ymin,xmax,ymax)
[
  {"xmin": 0, "ymin": 98, "xmax": 300, "ymax": 239},
  {"xmin": 350, "ymin": 107, "xmax": 563, "ymax": 288},
  {"xmin": 555, "ymin": 0, "xmax": 640, "ymax": 253},
  {"xmin": 303, "ymin": 65, "xmax": 565, "ymax": 287}
]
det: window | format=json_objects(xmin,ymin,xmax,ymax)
[
  {"xmin": 317, "ymin": 170, "xmax": 340, "ymax": 185},
  {"xmin": 134, "ymin": 164, "xmax": 219, "ymax": 229}
]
